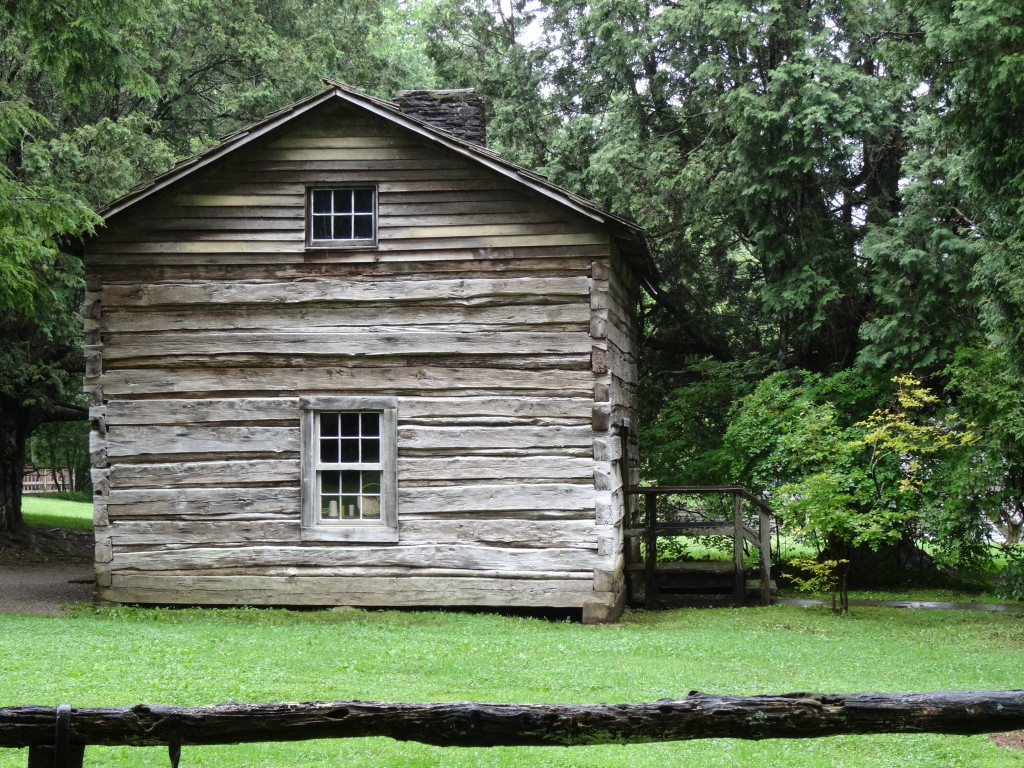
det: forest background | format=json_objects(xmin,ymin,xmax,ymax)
[{"xmin": 2, "ymin": 0, "xmax": 1023, "ymax": 588}]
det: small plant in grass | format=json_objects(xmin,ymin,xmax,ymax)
[{"xmin": 788, "ymin": 557, "xmax": 850, "ymax": 614}]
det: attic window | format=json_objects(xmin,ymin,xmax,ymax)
[{"xmin": 308, "ymin": 187, "xmax": 376, "ymax": 247}]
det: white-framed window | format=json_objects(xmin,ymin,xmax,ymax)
[
  {"xmin": 300, "ymin": 396, "xmax": 398, "ymax": 542},
  {"xmin": 307, "ymin": 187, "xmax": 377, "ymax": 247}
]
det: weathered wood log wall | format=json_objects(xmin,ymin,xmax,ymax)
[{"xmin": 84, "ymin": 102, "xmax": 640, "ymax": 620}]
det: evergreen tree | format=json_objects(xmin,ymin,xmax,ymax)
[{"xmin": 427, "ymin": 0, "xmax": 1024, "ymax": 574}]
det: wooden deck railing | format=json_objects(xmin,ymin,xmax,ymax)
[
  {"xmin": 8, "ymin": 691, "xmax": 1024, "ymax": 766},
  {"xmin": 625, "ymin": 485, "xmax": 775, "ymax": 609}
]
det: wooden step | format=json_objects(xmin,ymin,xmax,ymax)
[
  {"xmin": 651, "ymin": 594, "xmax": 738, "ymax": 608},
  {"xmin": 623, "ymin": 525, "xmax": 760, "ymax": 544},
  {"xmin": 746, "ymin": 579, "xmax": 778, "ymax": 594},
  {"xmin": 657, "ymin": 575, "xmax": 735, "ymax": 590},
  {"xmin": 659, "ymin": 589, "xmax": 733, "ymax": 602},
  {"xmin": 626, "ymin": 560, "xmax": 735, "ymax": 575}
]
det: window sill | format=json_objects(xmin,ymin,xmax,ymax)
[
  {"xmin": 303, "ymin": 245, "xmax": 380, "ymax": 263},
  {"xmin": 300, "ymin": 525, "xmax": 399, "ymax": 543},
  {"xmin": 305, "ymin": 240, "xmax": 378, "ymax": 250}
]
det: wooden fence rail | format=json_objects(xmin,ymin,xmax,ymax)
[{"xmin": 6, "ymin": 690, "xmax": 1024, "ymax": 766}]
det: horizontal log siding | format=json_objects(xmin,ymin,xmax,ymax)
[
  {"xmin": 86, "ymin": 102, "xmax": 633, "ymax": 611},
  {"xmin": 101, "ymin": 575, "xmax": 595, "ymax": 608}
]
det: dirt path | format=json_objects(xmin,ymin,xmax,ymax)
[
  {"xmin": 0, "ymin": 529, "xmax": 94, "ymax": 615},
  {"xmin": 0, "ymin": 563, "xmax": 94, "ymax": 614}
]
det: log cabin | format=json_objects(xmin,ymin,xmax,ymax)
[{"xmin": 83, "ymin": 80, "xmax": 655, "ymax": 623}]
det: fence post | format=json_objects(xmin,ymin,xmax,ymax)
[
  {"xmin": 644, "ymin": 493, "xmax": 657, "ymax": 610},
  {"xmin": 732, "ymin": 493, "xmax": 745, "ymax": 606},
  {"xmin": 26, "ymin": 746, "xmax": 84, "ymax": 768},
  {"xmin": 27, "ymin": 705, "xmax": 84, "ymax": 768},
  {"xmin": 619, "ymin": 424, "xmax": 632, "ymax": 528}
]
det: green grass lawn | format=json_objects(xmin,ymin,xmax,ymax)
[
  {"xmin": 6, "ymin": 499, "xmax": 1022, "ymax": 764},
  {"xmin": 21, "ymin": 495, "xmax": 93, "ymax": 531},
  {"xmin": 2, "ymin": 605, "xmax": 1023, "ymax": 767}
]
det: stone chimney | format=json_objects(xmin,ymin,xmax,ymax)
[{"xmin": 394, "ymin": 89, "xmax": 486, "ymax": 146}]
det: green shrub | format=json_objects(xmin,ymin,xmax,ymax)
[
  {"xmin": 996, "ymin": 545, "xmax": 1024, "ymax": 601},
  {"xmin": 787, "ymin": 557, "xmax": 851, "ymax": 613}
]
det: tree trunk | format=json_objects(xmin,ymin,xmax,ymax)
[
  {"xmin": 0, "ymin": 407, "xmax": 38, "ymax": 534},
  {"xmin": 2, "ymin": 691, "xmax": 1024, "ymax": 748}
]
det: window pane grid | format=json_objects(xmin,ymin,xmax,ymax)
[
  {"xmin": 310, "ymin": 188, "xmax": 375, "ymax": 242},
  {"xmin": 319, "ymin": 469, "xmax": 382, "ymax": 521},
  {"xmin": 316, "ymin": 411, "xmax": 383, "ymax": 523}
]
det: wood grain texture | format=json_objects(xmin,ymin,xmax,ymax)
[
  {"xmin": 5, "ymin": 691, "xmax": 1024, "ymax": 748},
  {"xmin": 103, "ymin": 398, "xmax": 299, "ymax": 426},
  {"xmin": 398, "ymin": 455, "xmax": 593, "ymax": 482},
  {"xmin": 107, "ymin": 456, "xmax": 594, "ymax": 490},
  {"xmin": 101, "ymin": 303, "xmax": 590, "ymax": 333},
  {"xmin": 107, "ymin": 459, "xmax": 299, "ymax": 488},
  {"xmin": 92, "ymin": 233, "xmax": 607, "ymax": 254},
  {"xmin": 398, "ymin": 426, "xmax": 593, "ymax": 451},
  {"xmin": 91, "ymin": 367, "xmax": 597, "ymax": 397},
  {"xmin": 102, "ymin": 396, "xmax": 593, "ymax": 425},
  {"xmin": 108, "ymin": 543, "xmax": 598, "ymax": 572},
  {"xmin": 105, "ymin": 426, "xmax": 299, "ymax": 458},
  {"xmin": 397, "ymin": 483, "xmax": 595, "ymax": 515},
  {"xmin": 102, "ymin": 482, "xmax": 594, "ymax": 519},
  {"xmin": 100, "ymin": 276, "xmax": 590, "ymax": 307},
  {"xmin": 99, "ymin": 574, "xmax": 595, "ymax": 607},
  {"xmin": 106, "ymin": 487, "xmax": 299, "ymax": 520},
  {"xmin": 90, "ymin": 250, "xmax": 604, "ymax": 272},
  {"xmin": 103, "ymin": 354, "xmax": 592, "ymax": 373},
  {"xmin": 105, "ymin": 518, "xmax": 598, "ymax": 549},
  {"xmin": 101, "ymin": 331, "xmax": 590, "ymax": 360},
  {"xmin": 94, "ymin": 253, "xmax": 596, "ymax": 280}
]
